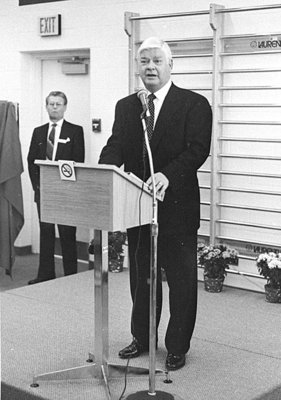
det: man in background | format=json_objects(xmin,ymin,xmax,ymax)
[
  {"xmin": 27, "ymin": 91, "xmax": 85, "ymax": 284},
  {"xmin": 99, "ymin": 37, "xmax": 212, "ymax": 370}
]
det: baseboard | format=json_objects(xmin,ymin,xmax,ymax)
[{"xmin": 15, "ymin": 242, "xmax": 89, "ymax": 261}]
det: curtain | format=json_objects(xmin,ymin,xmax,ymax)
[{"xmin": 0, "ymin": 101, "xmax": 24, "ymax": 275}]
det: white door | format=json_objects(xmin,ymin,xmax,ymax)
[
  {"xmin": 42, "ymin": 58, "xmax": 91, "ymax": 162},
  {"xmin": 41, "ymin": 56, "xmax": 91, "ymax": 246}
]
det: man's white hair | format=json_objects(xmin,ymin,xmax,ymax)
[{"xmin": 137, "ymin": 37, "xmax": 172, "ymax": 61}]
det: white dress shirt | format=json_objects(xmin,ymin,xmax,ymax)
[
  {"xmin": 148, "ymin": 79, "xmax": 172, "ymax": 129},
  {"xmin": 47, "ymin": 118, "xmax": 63, "ymax": 161}
]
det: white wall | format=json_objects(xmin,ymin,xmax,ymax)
[{"xmin": 0, "ymin": 0, "xmax": 279, "ymax": 253}]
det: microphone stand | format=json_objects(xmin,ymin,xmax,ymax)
[{"xmin": 124, "ymin": 111, "xmax": 184, "ymax": 400}]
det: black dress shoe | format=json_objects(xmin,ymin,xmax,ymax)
[
  {"xmin": 118, "ymin": 338, "xmax": 148, "ymax": 359},
  {"xmin": 165, "ymin": 353, "xmax": 186, "ymax": 371},
  {"xmin": 28, "ymin": 277, "xmax": 54, "ymax": 285}
]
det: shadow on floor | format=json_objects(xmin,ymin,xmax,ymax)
[
  {"xmin": 1, "ymin": 383, "xmax": 46, "ymax": 400},
  {"xmin": 253, "ymin": 385, "xmax": 281, "ymax": 400}
]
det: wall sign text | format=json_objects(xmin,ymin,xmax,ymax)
[{"xmin": 39, "ymin": 14, "xmax": 61, "ymax": 37}]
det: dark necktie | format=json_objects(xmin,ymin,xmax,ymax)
[
  {"xmin": 144, "ymin": 93, "xmax": 156, "ymax": 154},
  {"xmin": 46, "ymin": 123, "xmax": 57, "ymax": 160},
  {"xmin": 146, "ymin": 93, "xmax": 156, "ymax": 141}
]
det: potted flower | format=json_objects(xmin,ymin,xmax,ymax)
[
  {"xmin": 88, "ymin": 231, "xmax": 127, "ymax": 272},
  {"xmin": 108, "ymin": 231, "xmax": 127, "ymax": 272},
  {"xmin": 197, "ymin": 243, "xmax": 239, "ymax": 292},
  {"xmin": 256, "ymin": 252, "xmax": 281, "ymax": 303}
]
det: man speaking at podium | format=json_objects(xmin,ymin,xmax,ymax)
[
  {"xmin": 27, "ymin": 91, "xmax": 85, "ymax": 285},
  {"xmin": 99, "ymin": 37, "xmax": 212, "ymax": 371}
]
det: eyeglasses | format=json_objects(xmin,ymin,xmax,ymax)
[{"xmin": 48, "ymin": 102, "xmax": 64, "ymax": 107}]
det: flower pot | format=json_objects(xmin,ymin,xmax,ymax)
[
  {"xmin": 109, "ymin": 255, "xmax": 124, "ymax": 273},
  {"xmin": 264, "ymin": 284, "xmax": 281, "ymax": 303},
  {"xmin": 204, "ymin": 276, "xmax": 224, "ymax": 293}
]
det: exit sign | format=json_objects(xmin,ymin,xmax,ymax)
[{"xmin": 39, "ymin": 14, "xmax": 61, "ymax": 36}]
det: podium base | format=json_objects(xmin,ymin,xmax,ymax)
[
  {"xmin": 32, "ymin": 362, "xmax": 164, "ymax": 384},
  {"xmin": 123, "ymin": 390, "xmax": 184, "ymax": 399},
  {"xmin": 31, "ymin": 361, "xmax": 165, "ymax": 400}
]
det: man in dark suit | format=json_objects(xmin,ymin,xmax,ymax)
[
  {"xmin": 27, "ymin": 91, "xmax": 85, "ymax": 284},
  {"xmin": 99, "ymin": 37, "xmax": 212, "ymax": 370}
]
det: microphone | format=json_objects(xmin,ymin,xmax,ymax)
[{"xmin": 137, "ymin": 89, "xmax": 150, "ymax": 117}]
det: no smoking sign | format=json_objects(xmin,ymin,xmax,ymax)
[{"xmin": 58, "ymin": 161, "xmax": 76, "ymax": 181}]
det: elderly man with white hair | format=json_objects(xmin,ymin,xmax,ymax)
[{"xmin": 99, "ymin": 37, "xmax": 212, "ymax": 371}]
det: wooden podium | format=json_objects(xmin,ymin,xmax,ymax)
[
  {"xmin": 37, "ymin": 161, "xmax": 154, "ymax": 231},
  {"xmin": 32, "ymin": 161, "xmax": 161, "ymax": 396}
]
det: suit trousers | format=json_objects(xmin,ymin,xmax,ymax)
[
  {"xmin": 36, "ymin": 202, "xmax": 77, "ymax": 280},
  {"xmin": 127, "ymin": 224, "xmax": 198, "ymax": 355}
]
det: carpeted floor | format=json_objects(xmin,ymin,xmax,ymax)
[
  {"xmin": 1, "ymin": 255, "xmax": 281, "ymax": 400},
  {"xmin": 0, "ymin": 253, "xmax": 89, "ymax": 291}
]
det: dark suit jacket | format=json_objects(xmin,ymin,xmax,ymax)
[
  {"xmin": 28, "ymin": 119, "xmax": 85, "ymax": 203},
  {"xmin": 99, "ymin": 83, "xmax": 212, "ymax": 235}
]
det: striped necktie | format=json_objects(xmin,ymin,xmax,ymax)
[{"xmin": 46, "ymin": 123, "xmax": 57, "ymax": 160}]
